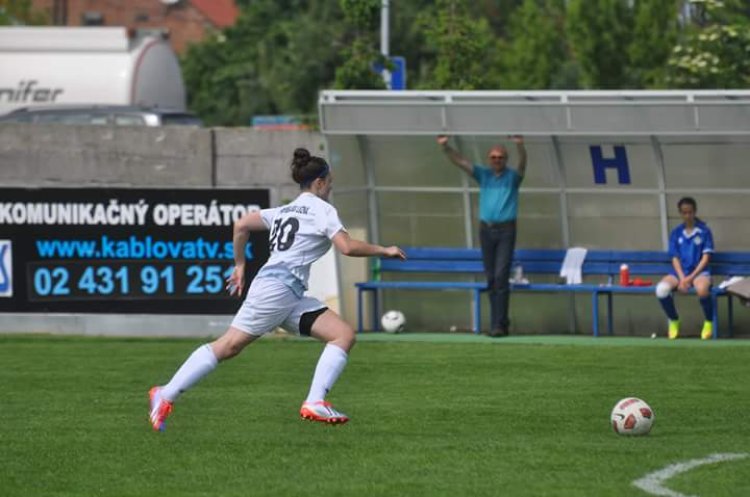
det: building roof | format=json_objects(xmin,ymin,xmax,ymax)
[{"xmin": 191, "ymin": 0, "xmax": 239, "ymax": 28}]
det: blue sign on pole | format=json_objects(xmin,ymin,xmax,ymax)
[
  {"xmin": 389, "ymin": 56, "xmax": 406, "ymax": 90},
  {"xmin": 374, "ymin": 56, "xmax": 407, "ymax": 90}
]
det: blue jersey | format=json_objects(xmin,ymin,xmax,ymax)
[
  {"xmin": 668, "ymin": 221, "xmax": 714, "ymax": 275},
  {"xmin": 472, "ymin": 165, "xmax": 522, "ymax": 223}
]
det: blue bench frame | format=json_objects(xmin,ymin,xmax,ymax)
[{"xmin": 355, "ymin": 247, "xmax": 750, "ymax": 338}]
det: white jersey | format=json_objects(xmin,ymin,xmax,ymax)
[{"xmin": 257, "ymin": 192, "xmax": 345, "ymax": 296}]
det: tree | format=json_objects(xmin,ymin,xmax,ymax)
[
  {"xmin": 182, "ymin": 32, "xmax": 287, "ymax": 127},
  {"xmin": 566, "ymin": 0, "xmax": 634, "ymax": 88},
  {"xmin": 666, "ymin": 0, "xmax": 750, "ymax": 88},
  {"xmin": 180, "ymin": 0, "xmax": 537, "ymax": 123},
  {"xmin": 0, "ymin": 0, "xmax": 48, "ymax": 25},
  {"xmin": 500, "ymin": 0, "xmax": 570, "ymax": 89},
  {"xmin": 181, "ymin": 0, "xmax": 343, "ymax": 126},
  {"xmin": 628, "ymin": 0, "xmax": 681, "ymax": 88},
  {"xmin": 334, "ymin": 0, "xmax": 387, "ymax": 89},
  {"xmin": 253, "ymin": 1, "xmax": 344, "ymax": 112},
  {"xmin": 418, "ymin": 0, "xmax": 499, "ymax": 89},
  {"xmin": 471, "ymin": 0, "xmax": 528, "ymax": 38},
  {"xmin": 388, "ymin": 0, "xmax": 434, "ymax": 87}
]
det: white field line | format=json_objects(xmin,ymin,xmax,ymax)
[{"xmin": 632, "ymin": 452, "xmax": 748, "ymax": 497}]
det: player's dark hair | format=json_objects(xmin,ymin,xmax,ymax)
[
  {"xmin": 291, "ymin": 147, "xmax": 329, "ymax": 189},
  {"xmin": 678, "ymin": 196, "xmax": 704, "ymax": 223},
  {"xmin": 677, "ymin": 196, "xmax": 697, "ymax": 211}
]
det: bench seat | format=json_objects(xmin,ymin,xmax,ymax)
[{"xmin": 355, "ymin": 247, "xmax": 750, "ymax": 337}]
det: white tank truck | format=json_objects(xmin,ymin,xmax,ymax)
[{"xmin": 0, "ymin": 26, "xmax": 187, "ymax": 115}]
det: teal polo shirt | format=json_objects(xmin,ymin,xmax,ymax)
[{"xmin": 472, "ymin": 164, "xmax": 522, "ymax": 223}]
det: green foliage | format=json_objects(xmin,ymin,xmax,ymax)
[
  {"xmin": 474, "ymin": 0, "xmax": 527, "ymax": 37},
  {"xmin": 181, "ymin": 36, "xmax": 253, "ymax": 127},
  {"xmin": 339, "ymin": 0, "xmax": 381, "ymax": 32},
  {"xmin": 0, "ymin": 0, "xmax": 48, "ymax": 25},
  {"xmin": 566, "ymin": 0, "xmax": 634, "ymax": 88},
  {"xmin": 666, "ymin": 0, "xmax": 750, "ymax": 88},
  {"xmin": 501, "ymin": 0, "xmax": 571, "ymax": 89},
  {"xmin": 628, "ymin": 0, "xmax": 681, "ymax": 88},
  {"xmin": 334, "ymin": 0, "xmax": 387, "ymax": 90},
  {"xmin": 388, "ymin": 1, "xmax": 428, "ymax": 85},
  {"xmin": 418, "ymin": 0, "xmax": 499, "ymax": 89},
  {"xmin": 179, "ymin": 0, "xmax": 750, "ymax": 124},
  {"xmin": 334, "ymin": 39, "xmax": 387, "ymax": 89},
  {"xmin": 181, "ymin": 0, "xmax": 342, "ymax": 126}
]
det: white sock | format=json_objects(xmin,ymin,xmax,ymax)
[
  {"xmin": 160, "ymin": 344, "xmax": 218, "ymax": 402},
  {"xmin": 305, "ymin": 343, "xmax": 348, "ymax": 403}
]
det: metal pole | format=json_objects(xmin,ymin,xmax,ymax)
[
  {"xmin": 381, "ymin": 0, "xmax": 391, "ymax": 89},
  {"xmin": 551, "ymin": 136, "xmax": 578, "ymax": 334},
  {"xmin": 651, "ymin": 135, "xmax": 670, "ymax": 250}
]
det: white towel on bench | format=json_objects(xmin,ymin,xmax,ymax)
[{"xmin": 560, "ymin": 247, "xmax": 588, "ymax": 285}]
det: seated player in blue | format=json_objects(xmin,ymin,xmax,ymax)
[{"xmin": 655, "ymin": 197, "xmax": 715, "ymax": 340}]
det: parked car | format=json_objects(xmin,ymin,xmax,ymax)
[{"xmin": 0, "ymin": 105, "xmax": 203, "ymax": 127}]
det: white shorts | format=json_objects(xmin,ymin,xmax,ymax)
[{"xmin": 231, "ymin": 277, "xmax": 326, "ymax": 336}]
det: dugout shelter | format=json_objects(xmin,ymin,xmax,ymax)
[{"xmin": 318, "ymin": 90, "xmax": 750, "ymax": 335}]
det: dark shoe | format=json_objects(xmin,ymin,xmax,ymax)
[{"xmin": 488, "ymin": 328, "xmax": 508, "ymax": 338}]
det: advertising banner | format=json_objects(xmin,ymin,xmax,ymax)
[{"xmin": 0, "ymin": 188, "xmax": 270, "ymax": 314}]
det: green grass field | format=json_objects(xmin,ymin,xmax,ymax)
[{"xmin": 1, "ymin": 333, "xmax": 748, "ymax": 497}]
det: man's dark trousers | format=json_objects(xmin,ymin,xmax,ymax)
[{"xmin": 479, "ymin": 221, "xmax": 517, "ymax": 334}]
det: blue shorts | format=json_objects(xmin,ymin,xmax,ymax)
[{"xmin": 669, "ymin": 270, "xmax": 710, "ymax": 279}]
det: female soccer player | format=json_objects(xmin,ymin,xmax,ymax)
[
  {"xmin": 655, "ymin": 197, "xmax": 715, "ymax": 340},
  {"xmin": 149, "ymin": 148, "xmax": 406, "ymax": 429}
]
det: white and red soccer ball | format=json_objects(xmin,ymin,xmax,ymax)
[{"xmin": 611, "ymin": 397, "xmax": 654, "ymax": 436}]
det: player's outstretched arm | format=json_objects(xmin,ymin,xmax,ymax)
[
  {"xmin": 227, "ymin": 211, "xmax": 266, "ymax": 296},
  {"xmin": 332, "ymin": 231, "xmax": 406, "ymax": 260}
]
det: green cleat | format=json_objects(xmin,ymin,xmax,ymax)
[{"xmin": 668, "ymin": 320, "xmax": 680, "ymax": 340}]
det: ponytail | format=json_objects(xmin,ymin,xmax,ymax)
[{"xmin": 290, "ymin": 147, "xmax": 330, "ymax": 188}]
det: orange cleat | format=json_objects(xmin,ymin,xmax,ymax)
[
  {"xmin": 300, "ymin": 401, "xmax": 349, "ymax": 424},
  {"xmin": 149, "ymin": 386, "xmax": 173, "ymax": 432}
]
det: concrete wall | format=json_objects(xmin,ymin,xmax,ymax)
[
  {"xmin": 212, "ymin": 127, "xmax": 324, "ymax": 205},
  {"xmin": 0, "ymin": 123, "xmax": 323, "ymax": 196},
  {"xmin": 0, "ymin": 124, "xmax": 213, "ymax": 186}
]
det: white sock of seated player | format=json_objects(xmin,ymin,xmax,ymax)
[
  {"xmin": 160, "ymin": 344, "xmax": 218, "ymax": 402},
  {"xmin": 305, "ymin": 343, "xmax": 348, "ymax": 403}
]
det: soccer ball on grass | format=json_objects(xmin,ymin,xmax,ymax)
[
  {"xmin": 610, "ymin": 397, "xmax": 654, "ymax": 436},
  {"xmin": 381, "ymin": 310, "xmax": 406, "ymax": 333}
]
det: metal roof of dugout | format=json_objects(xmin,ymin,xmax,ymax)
[{"xmin": 319, "ymin": 90, "xmax": 750, "ymax": 136}]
